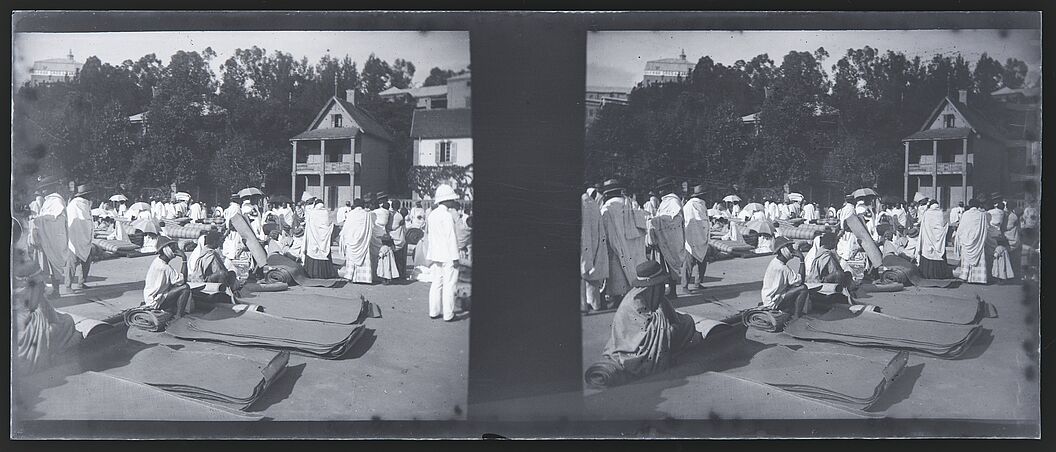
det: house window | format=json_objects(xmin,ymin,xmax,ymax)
[
  {"xmin": 432, "ymin": 98, "xmax": 448, "ymax": 109},
  {"xmin": 332, "ymin": 114, "xmax": 343, "ymax": 128},
  {"xmin": 436, "ymin": 141, "xmax": 456, "ymax": 165},
  {"xmin": 943, "ymin": 114, "xmax": 955, "ymax": 128}
]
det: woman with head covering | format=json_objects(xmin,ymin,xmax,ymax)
[
  {"xmin": 988, "ymin": 209, "xmax": 1015, "ymax": 281},
  {"xmin": 338, "ymin": 198, "xmax": 376, "ymax": 284},
  {"xmin": 303, "ymin": 198, "xmax": 338, "ymax": 279},
  {"xmin": 954, "ymin": 199, "xmax": 990, "ymax": 284},
  {"xmin": 917, "ymin": 199, "xmax": 952, "ymax": 279}
]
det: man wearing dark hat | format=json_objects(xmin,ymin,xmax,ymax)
[
  {"xmin": 648, "ymin": 176, "xmax": 686, "ymax": 298},
  {"xmin": 65, "ymin": 184, "xmax": 97, "ymax": 291},
  {"xmin": 142, "ymin": 236, "xmax": 194, "ymax": 318},
  {"xmin": 681, "ymin": 185, "xmax": 711, "ymax": 291},
  {"xmin": 587, "ymin": 260, "xmax": 698, "ymax": 387},
  {"xmin": 599, "ymin": 178, "xmax": 648, "ymax": 304},
  {"xmin": 27, "ymin": 176, "xmax": 69, "ymax": 297}
]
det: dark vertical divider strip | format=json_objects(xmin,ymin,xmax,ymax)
[{"xmin": 468, "ymin": 15, "xmax": 586, "ymax": 420}]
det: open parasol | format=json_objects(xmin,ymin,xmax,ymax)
[
  {"xmin": 174, "ymin": 192, "xmax": 191, "ymax": 201},
  {"xmin": 851, "ymin": 188, "xmax": 879, "ymax": 199},
  {"xmin": 109, "ymin": 194, "xmax": 128, "ymax": 202},
  {"xmin": 129, "ymin": 202, "xmax": 151, "ymax": 211},
  {"xmin": 787, "ymin": 192, "xmax": 804, "ymax": 202},
  {"xmin": 132, "ymin": 217, "xmax": 159, "ymax": 235},
  {"xmin": 745, "ymin": 219, "xmax": 776, "ymax": 235},
  {"xmin": 238, "ymin": 187, "xmax": 264, "ymax": 198},
  {"xmin": 743, "ymin": 202, "xmax": 764, "ymax": 212},
  {"xmin": 723, "ymin": 194, "xmax": 741, "ymax": 203}
]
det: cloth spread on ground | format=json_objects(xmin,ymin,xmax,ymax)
[
  {"xmin": 585, "ymin": 284, "xmax": 697, "ymax": 388},
  {"xmin": 855, "ymin": 291, "xmax": 997, "ymax": 325},
  {"xmin": 241, "ymin": 281, "xmax": 290, "ymax": 292},
  {"xmin": 782, "ymin": 305, "xmax": 981, "ymax": 358},
  {"xmin": 124, "ymin": 307, "xmax": 175, "ymax": 332},
  {"xmin": 164, "ymin": 304, "xmax": 365, "ymax": 359},
  {"xmin": 742, "ymin": 308, "xmax": 793, "ymax": 332},
  {"xmin": 878, "ymin": 255, "xmax": 957, "ymax": 288},
  {"xmin": 103, "ymin": 345, "xmax": 288, "ymax": 411},
  {"xmin": 236, "ymin": 291, "xmax": 369, "ymax": 324},
  {"xmin": 262, "ymin": 253, "xmax": 341, "ymax": 287},
  {"xmin": 719, "ymin": 346, "xmax": 909, "ymax": 411}
]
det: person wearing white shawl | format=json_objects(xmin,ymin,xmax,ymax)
[
  {"xmin": 188, "ymin": 200, "xmax": 205, "ymax": 222},
  {"xmin": 600, "ymin": 179, "xmax": 649, "ymax": 301},
  {"xmin": 801, "ymin": 201, "xmax": 818, "ymax": 222},
  {"xmin": 917, "ymin": 200, "xmax": 952, "ymax": 278},
  {"xmin": 303, "ymin": 199, "xmax": 338, "ymax": 279},
  {"xmin": 954, "ymin": 199, "xmax": 989, "ymax": 284},
  {"xmin": 642, "ymin": 191, "xmax": 660, "ymax": 218},
  {"xmin": 681, "ymin": 186, "xmax": 711, "ymax": 291},
  {"xmin": 776, "ymin": 201, "xmax": 790, "ymax": 220},
  {"xmin": 338, "ymin": 199, "xmax": 376, "ymax": 284},
  {"xmin": 28, "ymin": 178, "xmax": 70, "ymax": 297},
  {"xmin": 581, "ymin": 188, "xmax": 609, "ymax": 311},
  {"xmin": 64, "ymin": 185, "xmax": 97, "ymax": 291},
  {"xmin": 648, "ymin": 177, "xmax": 686, "ymax": 298},
  {"xmin": 426, "ymin": 185, "xmax": 462, "ymax": 321}
]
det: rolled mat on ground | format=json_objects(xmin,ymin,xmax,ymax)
[
  {"xmin": 858, "ymin": 281, "xmax": 905, "ymax": 293},
  {"xmin": 782, "ymin": 305, "xmax": 981, "ymax": 358},
  {"xmin": 229, "ymin": 213, "xmax": 270, "ymax": 266},
  {"xmin": 709, "ymin": 239, "xmax": 754, "ymax": 254},
  {"xmin": 241, "ymin": 281, "xmax": 290, "ymax": 292},
  {"xmin": 262, "ymin": 253, "xmax": 342, "ymax": 287},
  {"xmin": 102, "ymin": 345, "xmax": 289, "ymax": 411},
  {"xmin": 844, "ymin": 213, "xmax": 884, "ymax": 269},
  {"xmin": 742, "ymin": 308, "xmax": 793, "ymax": 332},
  {"xmin": 92, "ymin": 239, "xmax": 139, "ymax": 253},
  {"xmin": 164, "ymin": 304, "xmax": 366, "ymax": 359},
  {"xmin": 718, "ymin": 346, "xmax": 910, "ymax": 411},
  {"xmin": 124, "ymin": 308, "xmax": 175, "ymax": 332},
  {"xmin": 878, "ymin": 255, "xmax": 957, "ymax": 288}
]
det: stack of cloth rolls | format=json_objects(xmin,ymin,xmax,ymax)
[{"xmin": 102, "ymin": 345, "xmax": 289, "ymax": 411}]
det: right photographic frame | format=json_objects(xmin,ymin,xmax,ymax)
[{"xmin": 580, "ymin": 26, "xmax": 1041, "ymax": 426}]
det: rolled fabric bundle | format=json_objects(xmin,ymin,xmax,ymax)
[
  {"xmin": 844, "ymin": 214, "xmax": 884, "ymax": 269},
  {"xmin": 262, "ymin": 266, "xmax": 296, "ymax": 285},
  {"xmin": 92, "ymin": 239, "xmax": 139, "ymax": 253},
  {"xmin": 164, "ymin": 225, "xmax": 209, "ymax": 240},
  {"xmin": 228, "ymin": 213, "xmax": 270, "ymax": 268},
  {"xmin": 742, "ymin": 308, "xmax": 792, "ymax": 333},
  {"xmin": 709, "ymin": 239, "xmax": 754, "ymax": 254},
  {"xmin": 879, "ymin": 255, "xmax": 957, "ymax": 288},
  {"xmin": 777, "ymin": 226, "xmax": 819, "ymax": 240},
  {"xmin": 860, "ymin": 282, "xmax": 904, "ymax": 293},
  {"xmin": 585, "ymin": 359, "xmax": 627, "ymax": 388},
  {"xmin": 124, "ymin": 307, "xmax": 175, "ymax": 332},
  {"xmin": 241, "ymin": 281, "xmax": 289, "ymax": 293},
  {"xmin": 262, "ymin": 253, "xmax": 341, "ymax": 287}
]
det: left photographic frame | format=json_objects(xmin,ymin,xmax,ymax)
[{"xmin": 11, "ymin": 14, "xmax": 473, "ymax": 434}]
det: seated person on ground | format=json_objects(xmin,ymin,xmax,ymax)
[
  {"xmin": 142, "ymin": 236, "xmax": 194, "ymax": 319},
  {"xmin": 760, "ymin": 237, "xmax": 817, "ymax": 319}
]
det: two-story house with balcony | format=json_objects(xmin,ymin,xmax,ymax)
[
  {"xmin": 289, "ymin": 89, "xmax": 394, "ymax": 209},
  {"xmin": 902, "ymin": 90, "xmax": 1019, "ymax": 209}
]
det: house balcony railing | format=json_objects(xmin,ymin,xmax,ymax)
[
  {"xmin": 294, "ymin": 162, "xmax": 354, "ymax": 173},
  {"xmin": 906, "ymin": 162, "xmax": 971, "ymax": 175}
]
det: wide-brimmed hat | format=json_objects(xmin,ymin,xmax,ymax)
[
  {"xmin": 655, "ymin": 176, "xmax": 677, "ymax": 191},
  {"xmin": 36, "ymin": 176, "xmax": 63, "ymax": 192},
  {"xmin": 601, "ymin": 179, "xmax": 624, "ymax": 195},
  {"xmin": 155, "ymin": 235, "xmax": 176, "ymax": 253},
  {"xmin": 434, "ymin": 184, "xmax": 459, "ymax": 203},
  {"xmin": 690, "ymin": 184, "xmax": 706, "ymax": 198},
  {"xmin": 375, "ymin": 192, "xmax": 389, "ymax": 201},
  {"xmin": 773, "ymin": 236, "xmax": 794, "ymax": 253},
  {"xmin": 73, "ymin": 184, "xmax": 94, "ymax": 197},
  {"xmin": 632, "ymin": 260, "xmax": 668, "ymax": 287}
]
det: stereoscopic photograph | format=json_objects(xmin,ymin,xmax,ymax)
[
  {"xmin": 581, "ymin": 29, "xmax": 1041, "ymax": 423},
  {"xmin": 11, "ymin": 24, "xmax": 473, "ymax": 426}
]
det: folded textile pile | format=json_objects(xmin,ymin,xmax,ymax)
[
  {"xmin": 124, "ymin": 307, "xmax": 175, "ymax": 332},
  {"xmin": 709, "ymin": 239, "xmax": 754, "ymax": 254},
  {"xmin": 262, "ymin": 254, "xmax": 342, "ymax": 287},
  {"xmin": 777, "ymin": 225, "xmax": 823, "ymax": 240},
  {"xmin": 719, "ymin": 346, "xmax": 909, "ymax": 411},
  {"xmin": 165, "ymin": 304, "xmax": 365, "ymax": 359},
  {"xmin": 103, "ymin": 345, "xmax": 288, "ymax": 411},
  {"xmin": 782, "ymin": 305, "xmax": 981, "ymax": 358},
  {"xmin": 92, "ymin": 239, "xmax": 140, "ymax": 253},
  {"xmin": 239, "ymin": 292, "xmax": 368, "ymax": 325},
  {"xmin": 854, "ymin": 292, "xmax": 997, "ymax": 325},
  {"xmin": 742, "ymin": 308, "xmax": 792, "ymax": 332},
  {"xmin": 164, "ymin": 224, "xmax": 214, "ymax": 240},
  {"xmin": 878, "ymin": 255, "xmax": 957, "ymax": 288}
]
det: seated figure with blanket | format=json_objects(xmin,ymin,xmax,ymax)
[
  {"xmin": 584, "ymin": 260, "xmax": 699, "ymax": 388},
  {"xmin": 142, "ymin": 236, "xmax": 194, "ymax": 319}
]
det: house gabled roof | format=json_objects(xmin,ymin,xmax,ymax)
[
  {"xmin": 410, "ymin": 108, "xmax": 472, "ymax": 139},
  {"xmin": 908, "ymin": 95, "xmax": 1008, "ymax": 142},
  {"xmin": 298, "ymin": 96, "xmax": 394, "ymax": 142}
]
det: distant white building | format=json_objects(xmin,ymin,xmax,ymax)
[
  {"xmin": 410, "ymin": 108, "xmax": 472, "ymax": 201},
  {"xmin": 379, "ymin": 72, "xmax": 472, "ymax": 110},
  {"xmin": 30, "ymin": 51, "xmax": 82, "ymax": 85}
]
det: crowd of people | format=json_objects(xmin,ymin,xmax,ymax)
[
  {"xmin": 583, "ymin": 176, "xmax": 1041, "ymax": 386},
  {"xmin": 14, "ymin": 177, "xmax": 474, "ymax": 325}
]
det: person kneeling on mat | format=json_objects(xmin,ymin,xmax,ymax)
[{"xmin": 142, "ymin": 236, "xmax": 193, "ymax": 319}]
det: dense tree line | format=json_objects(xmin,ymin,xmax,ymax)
[
  {"xmin": 585, "ymin": 47, "xmax": 1031, "ymax": 200},
  {"xmin": 12, "ymin": 46, "xmax": 466, "ymax": 203}
]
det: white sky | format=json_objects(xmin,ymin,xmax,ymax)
[
  {"xmin": 12, "ymin": 31, "xmax": 471, "ymax": 87},
  {"xmin": 587, "ymin": 30, "xmax": 1042, "ymax": 88}
]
